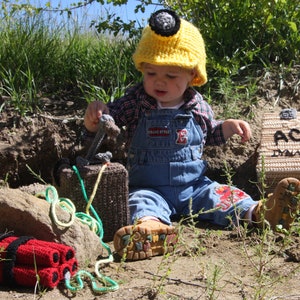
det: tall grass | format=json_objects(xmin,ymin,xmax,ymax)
[{"xmin": 0, "ymin": 8, "xmax": 139, "ymax": 115}]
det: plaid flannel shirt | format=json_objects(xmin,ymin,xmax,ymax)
[{"xmin": 107, "ymin": 82, "xmax": 225, "ymax": 146}]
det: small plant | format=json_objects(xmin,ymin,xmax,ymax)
[
  {"xmin": 0, "ymin": 66, "xmax": 39, "ymax": 116},
  {"xmin": 149, "ymin": 250, "xmax": 178, "ymax": 297},
  {"xmin": 77, "ymin": 81, "xmax": 128, "ymax": 104},
  {"xmin": 205, "ymin": 263, "xmax": 226, "ymax": 300},
  {"xmin": 26, "ymin": 164, "xmax": 48, "ymax": 185},
  {"xmin": 214, "ymin": 75, "xmax": 258, "ymax": 120},
  {"xmin": 0, "ymin": 173, "xmax": 9, "ymax": 188}
]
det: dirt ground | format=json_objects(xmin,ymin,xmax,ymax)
[{"xmin": 0, "ymin": 66, "xmax": 300, "ymax": 299}]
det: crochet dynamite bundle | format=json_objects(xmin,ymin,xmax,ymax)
[{"xmin": 0, "ymin": 233, "xmax": 78, "ymax": 288}]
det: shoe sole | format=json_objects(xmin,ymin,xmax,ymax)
[
  {"xmin": 270, "ymin": 177, "xmax": 300, "ymax": 229},
  {"xmin": 113, "ymin": 223, "xmax": 177, "ymax": 260}
]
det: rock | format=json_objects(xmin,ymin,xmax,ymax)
[{"xmin": 0, "ymin": 187, "xmax": 107, "ymax": 266}]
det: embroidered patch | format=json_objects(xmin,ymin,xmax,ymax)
[
  {"xmin": 215, "ymin": 185, "xmax": 248, "ymax": 211},
  {"xmin": 148, "ymin": 127, "xmax": 170, "ymax": 137},
  {"xmin": 176, "ymin": 129, "xmax": 188, "ymax": 145}
]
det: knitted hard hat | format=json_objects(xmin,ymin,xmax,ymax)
[{"xmin": 133, "ymin": 9, "xmax": 207, "ymax": 86}]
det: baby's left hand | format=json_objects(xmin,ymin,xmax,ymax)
[{"xmin": 222, "ymin": 119, "xmax": 252, "ymax": 143}]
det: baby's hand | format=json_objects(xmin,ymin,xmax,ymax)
[
  {"xmin": 222, "ymin": 119, "xmax": 252, "ymax": 143},
  {"xmin": 84, "ymin": 101, "xmax": 109, "ymax": 132}
]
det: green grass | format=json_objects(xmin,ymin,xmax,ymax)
[
  {"xmin": 0, "ymin": 8, "xmax": 139, "ymax": 115},
  {"xmin": 0, "ymin": 1, "xmax": 298, "ymax": 118}
]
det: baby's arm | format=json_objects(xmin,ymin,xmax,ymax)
[
  {"xmin": 84, "ymin": 100, "xmax": 109, "ymax": 133},
  {"xmin": 222, "ymin": 119, "xmax": 252, "ymax": 143}
]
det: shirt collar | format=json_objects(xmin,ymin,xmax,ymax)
[{"xmin": 134, "ymin": 83, "xmax": 198, "ymax": 111}]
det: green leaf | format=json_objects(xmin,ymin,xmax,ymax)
[
  {"xmin": 265, "ymin": 14, "xmax": 273, "ymax": 25},
  {"xmin": 288, "ymin": 21, "xmax": 297, "ymax": 33}
]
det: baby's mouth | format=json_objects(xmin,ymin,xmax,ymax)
[{"xmin": 155, "ymin": 90, "xmax": 167, "ymax": 97}]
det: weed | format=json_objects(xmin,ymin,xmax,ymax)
[
  {"xmin": 0, "ymin": 173, "xmax": 9, "ymax": 188},
  {"xmin": 77, "ymin": 81, "xmax": 128, "ymax": 104},
  {"xmin": 26, "ymin": 164, "xmax": 48, "ymax": 185},
  {"xmin": 205, "ymin": 263, "xmax": 226, "ymax": 300},
  {"xmin": 150, "ymin": 251, "xmax": 177, "ymax": 297}
]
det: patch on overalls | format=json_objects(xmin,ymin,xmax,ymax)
[
  {"xmin": 148, "ymin": 127, "xmax": 170, "ymax": 137},
  {"xmin": 176, "ymin": 129, "xmax": 188, "ymax": 145},
  {"xmin": 215, "ymin": 185, "xmax": 248, "ymax": 211}
]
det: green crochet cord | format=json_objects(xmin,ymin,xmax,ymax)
[
  {"xmin": 64, "ymin": 270, "xmax": 119, "ymax": 293},
  {"xmin": 44, "ymin": 165, "xmax": 119, "ymax": 293},
  {"xmin": 68, "ymin": 164, "xmax": 119, "ymax": 293},
  {"xmin": 45, "ymin": 187, "xmax": 76, "ymax": 227},
  {"xmin": 71, "ymin": 165, "xmax": 111, "ymax": 253}
]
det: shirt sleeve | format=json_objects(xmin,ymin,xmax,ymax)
[
  {"xmin": 191, "ymin": 92, "xmax": 226, "ymax": 146},
  {"xmin": 107, "ymin": 84, "xmax": 141, "ymax": 127},
  {"xmin": 206, "ymin": 118, "xmax": 225, "ymax": 146}
]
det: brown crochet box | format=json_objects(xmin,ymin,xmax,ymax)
[
  {"xmin": 257, "ymin": 110, "xmax": 300, "ymax": 194},
  {"xmin": 56, "ymin": 162, "xmax": 129, "ymax": 242}
]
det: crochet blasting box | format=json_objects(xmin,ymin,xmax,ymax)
[
  {"xmin": 257, "ymin": 110, "xmax": 300, "ymax": 194},
  {"xmin": 57, "ymin": 162, "xmax": 129, "ymax": 242}
]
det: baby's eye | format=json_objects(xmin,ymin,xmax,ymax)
[
  {"xmin": 167, "ymin": 74, "xmax": 177, "ymax": 79},
  {"xmin": 146, "ymin": 72, "xmax": 156, "ymax": 76}
]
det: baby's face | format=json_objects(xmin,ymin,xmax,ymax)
[{"xmin": 142, "ymin": 63, "xmax": 195, "ymax": 108}]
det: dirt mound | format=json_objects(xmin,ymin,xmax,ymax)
[{"xmin": 1, "ymin": 68, "xmax": 299, "ymax": 192}]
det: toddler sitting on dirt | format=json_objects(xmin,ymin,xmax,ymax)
[{"xmin": 84, "ymin": 9, "xmax": 300, "ymax": 260}]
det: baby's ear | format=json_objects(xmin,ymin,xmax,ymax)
[
  {"xmin": 191, "ymin": 68, "xmax": 197, "ymax": 77},
  {"xmin": 189, "ymin": 69, "xmax": 197, "ymax": 85},
  {"xmin": 140, "ymin": 62, "xmax": 147, "ymax": 72}
]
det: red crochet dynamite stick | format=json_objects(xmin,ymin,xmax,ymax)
[
  {"xmin": 2, "ymin": 237, "xmax": 75, "ymax": 264},
  {"xmin": 58, "ymin": 258, "xmax": 78, "ymax": 281},
  {"xmin": 0, "ymin": 241, "xmax": 60, "ymax": 268},
  {"xmin": 0, "ymin": 264, "xmax": 60, "ymax": 288},
  {"xmin": 16, "ymin": 266, "xmax": 60, "ymax": 288},
  {"xmin": 36, "ymin": 241, "xmax": 75, "ymax": 264}
]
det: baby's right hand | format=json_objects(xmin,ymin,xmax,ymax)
[{"xmin": 84, "ymin": 100, "xmax": 109, "ymax": 133}]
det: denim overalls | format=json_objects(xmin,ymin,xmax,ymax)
[{"xmin": 127, "ymin": 108, "xmax": 256, "ymax": 226}]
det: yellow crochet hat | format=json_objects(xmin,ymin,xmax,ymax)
[{"xmin": 133, "ymin": 9, "xmax": 207, "ymax": 86}]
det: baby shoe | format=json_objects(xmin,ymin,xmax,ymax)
[
  {"xmin": 113, "ymin": 219, "xmax": 177, "ymax": 260},
  {"xmin": 253, "ymin": 177, "xmax": 300, "ymax": 230}
]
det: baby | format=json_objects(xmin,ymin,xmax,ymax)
[{"xmin": 84, "ymin": 9, "xmax": 300, "ymax": 260}]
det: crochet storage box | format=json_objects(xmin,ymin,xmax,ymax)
[
  {"xmin": 56, "ymin": 162, "xmax": 129, "ymax": 242},
  {"xmin": 257, "ymin": 111, "xmax": 300, "ymax": 194}
]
